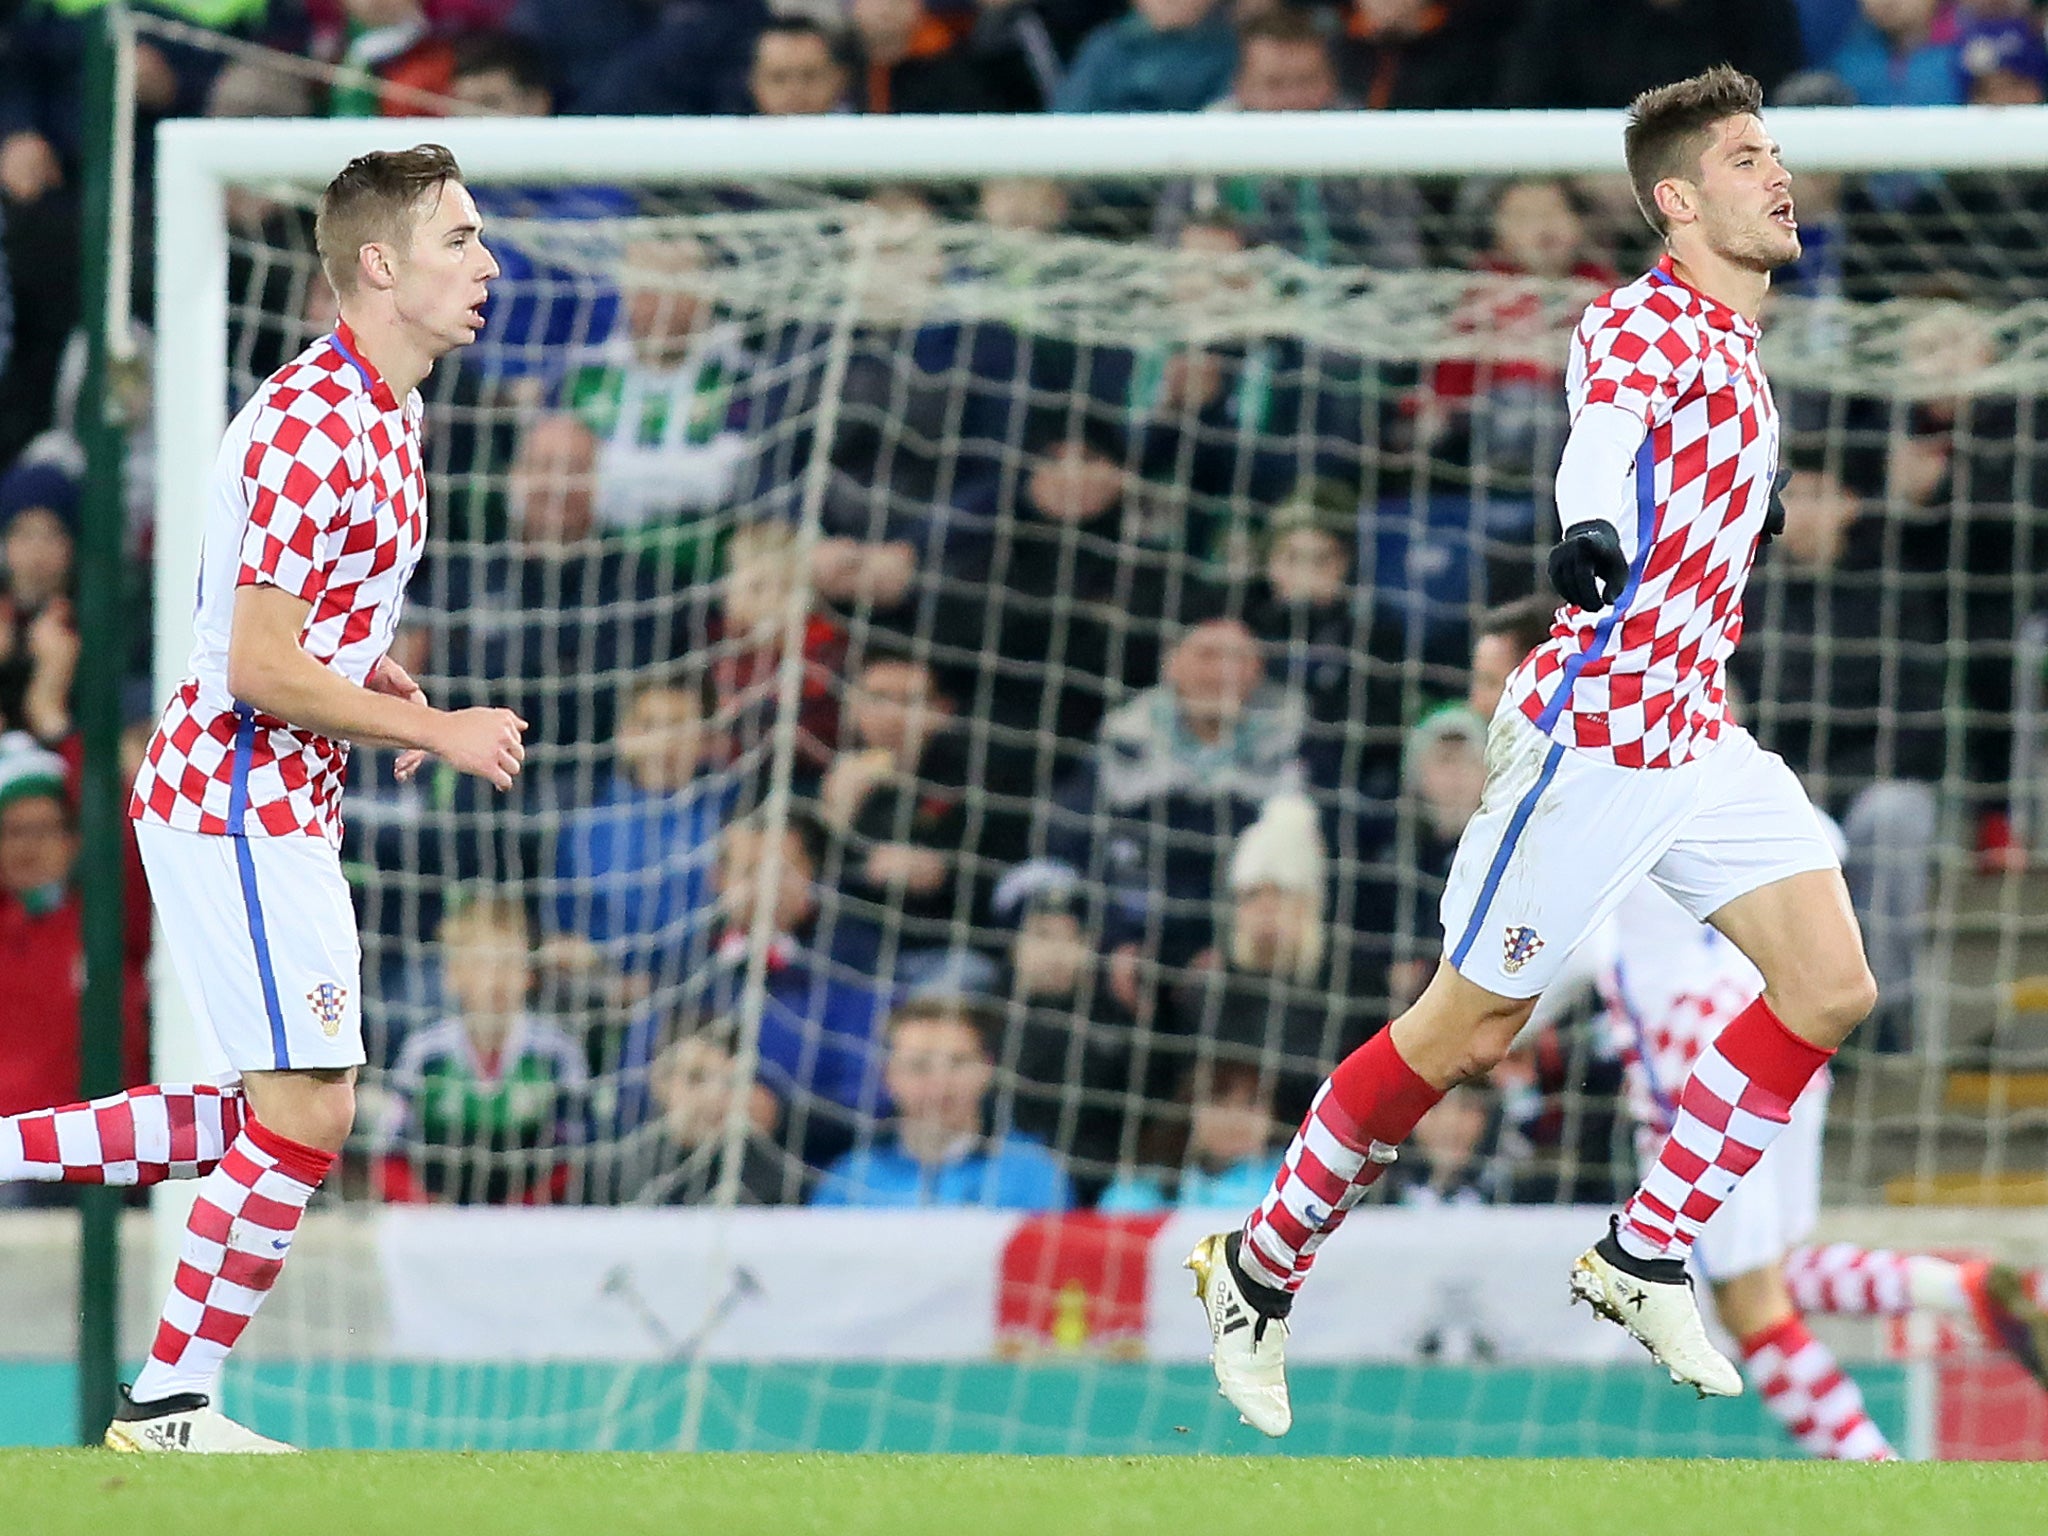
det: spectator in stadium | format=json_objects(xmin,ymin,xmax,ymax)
[
  {"xmin": 1153, "ymin": 7, "xmax": 1425, "ymax": 269},
  {"xmin": 1421, "ymin": 178, "xmax": 1617, "ymax": 485},
  {"xmin": 984, "ymin": 861, "xmax": 1149, "ymax": 1199},
  {"xmin": 548, "ymin": 672, "xmax": 737, "ymax": 991},
  {"xmin": 979, "ymin": 177, "xmax": 1071, "ymax": 235},
  {"xmin": 694, "ymin": 808, "xmax": 890, "ymax": 1165},
  {"xmin": 413, "ymin": 413, "xmax": 698, "ymax": 775},
  {"xmin": 1241, "ymin": 478, "xmax": 1409, "ymax": 797},
  {"xmin": 0, "ymin": 460, "xmax": 78, "ymax": 747},
  {"xmin": 1164, "ymin": 790, "xmax": 1372, "ymax": 1123},
  {"xmin": 1331, "ymin": 0, "xmax": 1517, "ymax": 111},
  {"xmin": 629, "ymin": 1026, "xmax": 812, "ymax": 1205},
  {"xmin": 1097, "ymin": 1059, "xmax": 1283, "ymax": 1212},
  {"xmin": 1891, "ymin": 17, "xmax": 2048, "ymax": 301},
  {"xmin": 379, "ymin": 894, "xmax": 590, "ymax": 1206},
  {"xmin": 325, "ymin": 0, "xmax": 457, "ymax": 117},
  {"xmin": 1822, "ymin": 0, "xmax": 1966, "ymax": 108},
  {"xmin": 1053, "ymin": 0, "xmax": 1238, "ymax": 114},
  {"xmin": 973, "ymin": 411, "xmax": 1183, "ymax": 775},
  {"xmin": 1495, "ymin": 0, "xmax": 1804, "ymax": 108},
  {"xmin": 817, "ymin": 645, "xmax": 984, "ymax": 967},
  {"xmin": 812, "ymin": 996, "xmax": 1072, "ymax": 1209},
  {"xmin": 1381, "ymin": 1082, "xmax": 1515, "ymax": 1206},
  {"xmin": 1734, "ymin": 440, "xmax": 1952, "ymax": 1048},
  {"xmin": 449, "ymin": 32, "xmax": 634, "ymax": 387},
  {"xmin": 554, "ymin": 231, "xmax": 749, "ymax": 566},
  {"xmin": 706, "ymin": 520, "xmax": 848, "ymax": 784},
  {"xmin": 847, "ymin": 0, "xmax": 1014, "ymax": 114},
  {"xmin": 747, "ymin": 17, "xmax": 855, "ymax": 117},
  {"xmin": 1387, "ymin": 703, "xmax": 1488, "ymax": 1014},
  {"xmin": 0, "ymin": 745, "xmax": 149, "ymax": 1209},
  {"xmin": 567, "ymin": 0, "xmax": 765, "ymax": 117},
  {"xmin": 1048, "ymin": 617, "xmax": 1308, "ymax": 970}
]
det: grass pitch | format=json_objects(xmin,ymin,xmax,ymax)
[{"xmin": 6, "ymin": 1451, "xmax": 2044, "ymax": 1536}]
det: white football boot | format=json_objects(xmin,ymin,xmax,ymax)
[
  {"xmin": 1570, "ymin": 1218, "xmax": 1742, "ymax": 1398},
  {"xmin": 104, "ymin": 1386, "xmax": 297, "ymax": 1454},
  {"xmin": 1186, "ymin": 1231, "xmax": 1293, "ymax": 1436}
]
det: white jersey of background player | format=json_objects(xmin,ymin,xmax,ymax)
[
  {"xmin": 1191, "ymin": 67, "xmax": 1890, "ymax": 1434},
  {"xmin": 0, "ymin": 147, "xmax": 526, "ymax": 1454}
]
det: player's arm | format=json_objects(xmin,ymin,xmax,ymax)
[
  {"xmin": 1546, "ymin": 401, "xmax": 1647, "ymax": 612},
  {"xmin": 227, "ymin": 585, "xmax": 526, "ymax": 789}
]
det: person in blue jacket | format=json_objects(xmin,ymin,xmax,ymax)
[{"xmin": 813, "ymin": 997, "xmax": 1071, "ymax": 1210}]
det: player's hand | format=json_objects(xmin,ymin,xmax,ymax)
[
  {"xmin": 1547, "ymin": 520, "xmax": 1630, "ymax": 612},
  {"xmin": 433, "ymin": 707, "xmax": 528, "ymax": 790},
  {"xmin": 369, "ymin": 655, "xmax": 434, "ymax": 782},
  {"xmin": 1758, "ymin": 479, "xmax": 1788, "ymax": 549}
]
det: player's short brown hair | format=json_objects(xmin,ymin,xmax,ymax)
[
  {"xmin": 315, "ymin": 143, "xmax": 464, "ymax": 297},
  {"xmin": 1623, "ymin": 65, "xmax": 1766, "ymax": 236},
  {"xmin": 1477, "ymin": 593, "xmax": 1558, "ymax": 666}
]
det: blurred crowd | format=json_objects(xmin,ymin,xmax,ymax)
[{"xmin": 2, "ymin": 0, "xmax": 2046, "ymax": 1214}]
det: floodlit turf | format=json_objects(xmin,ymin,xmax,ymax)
[{"xmin": 5, "ymin": 1451, "xmax": 2045, "ymax": 1536}]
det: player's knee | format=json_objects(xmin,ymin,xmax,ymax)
[
  {"xmin": 1444, "ymin": 1012, "xmax": 1524, "ymax": 1084},
  {"xmin": 254, "ymin": 1077, "xmax": 356, "ymax": 1154},
  {"xmin": 1797, "ymin": 964, "xmax": 1879, "ymax": 1040}
]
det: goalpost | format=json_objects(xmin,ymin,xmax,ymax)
[{"xmin": 141, "ymin": 103, "xmax": 2048, "ymax": 1457}]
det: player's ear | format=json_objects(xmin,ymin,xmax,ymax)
[
  {"xmin": 359, "ymin": 240, "xmax": 398, "ymax": 293},
  {"xmin": 1652, "ymin": 177, "xmax": 1696, "ymax": 228}
]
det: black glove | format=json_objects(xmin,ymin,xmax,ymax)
[
  {"xmin": 1758, "ymin": 482, "xmax": 1787, "ymax": 548},
  {"xmin": 1548, "ymin": 520, "xmax": 1630, "ymax": 612}
]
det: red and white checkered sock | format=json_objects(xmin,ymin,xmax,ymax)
[
  {"xmin": 1618, "ymin": 996, "xmax": 1833, "ymax": 1261},
  {"xmin": 1783, "ymin": 1242, "xmax": 1979, "ymax": 1317},
  {"xmin": 0, "ymin": 1085, "xmax": 245, "ymax": 1186},
  {"xmin": 1239, "ymin": 1028, "xmax": 1443, "ymax": 1295},
  {"xmin": 129, "ymin": 1117, "xmax": 333, "ymax": 1405},
  {"xmin": 1741, "ymin": 1315, "xmax": 1896, "ymax": 1461}
]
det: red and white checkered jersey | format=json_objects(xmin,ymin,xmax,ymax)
[
  {"xmin": 1504, "ymin": 258, "xmax": 1781, "ymax": 769},
  {"xmin": 129, "ymin": 323, "xmax": 427, "ymax": 847}
]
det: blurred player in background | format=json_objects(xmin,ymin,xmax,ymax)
[
  {"xmin": 1191, "ymin": 66, "xmax": 1886, "ymax": 1434},
  {"xmin": 0, "ymin": 146, "xmax": 525, "ymax": 1452},
  {"xmin": 1485, "ymin": 598, "xmax": 2048, "ymax": 1461}
]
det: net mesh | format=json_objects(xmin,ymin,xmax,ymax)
[{"xmin": 174, "ymin": 146, "xmax": 2048, "ymax": 1455}]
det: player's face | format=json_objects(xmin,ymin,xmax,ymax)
[
  {"xmin": 392, "ymin": 180, "xmax": 499, "ymax": 355},
  {"xmin": 1691, "ymin": 114, "xmax": 1799, "ymax": 272}
]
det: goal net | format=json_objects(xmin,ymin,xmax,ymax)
[{"xmin": 135, "ymin": 103, "xmax": 2048, "ymax": 1459}]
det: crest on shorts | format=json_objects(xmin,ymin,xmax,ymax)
[
  {"xmin": 1501, "ymin": 924, "xmax": 1545, "ymax": 975},
  {"xmin": 307, "ymin": 981, "xmax": 348, "ymax": 1038}
]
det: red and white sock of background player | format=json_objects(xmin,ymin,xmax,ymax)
[
  {"xmin": 1616, "ymin": 997, "xmax": 1834, "ymax": 1263},
  {"xmin": 1236, "ymin": 1028, "xmax": 1444, "ymax": 1301},
  {"xmin": 128, "ymin": 1117, "xmax": 334, "ymax": 1406},
  {"xmin": 1785, "ymin": 1240, "xmax": 2034, "ymax": 1348},
  {"xmin": 0, "ymin": 1084, "xmax": 245, "ymax": 1186},
  {"xmin": 1739, "ymin": 1314, "xmax": 1896, "ymax": 1461}
]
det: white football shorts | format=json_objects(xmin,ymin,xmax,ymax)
[
  {"xmin": 1441, "ymin": 711, "xmax": 1840, "ymax": 999},
  {"xmin": 135, "ymin": 822, "xmax": 366, "ymax": 1077}
]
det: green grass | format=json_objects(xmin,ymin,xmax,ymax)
[{"xmin": 5, "ymin": 1451, "xmax": 2045, "ymax": 1536}]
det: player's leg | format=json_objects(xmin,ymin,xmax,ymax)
[
  {"xmin": 0, "ymin": 1083, "xmax": 246, "ymax": 1186},
  {"xmin": 1715, "ymin": 1266, "xmax": 1895, "ymax": 1461},
  {"xmin": 1692, "ymin": 1079, "xmax": 1896, "ymax": 1459},
  {"xmin": 1611, "ymin": 732, "xmax": 1868, "ymax": 1268},
  {"xmin": 1785, "ymin": 1244, "xmax": 2048, "ymax": 1391},
  {"xmin": 1187, "ymin": 963, "xmax": 1533, "ymax": 1436},
  {"xmin": 1193, "ymin": 713, "xmax": 1688, "ymax": 1432},
  {"xmin": 108, "ymin": 828, "xmax": 362, "ymax": 1454}
]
